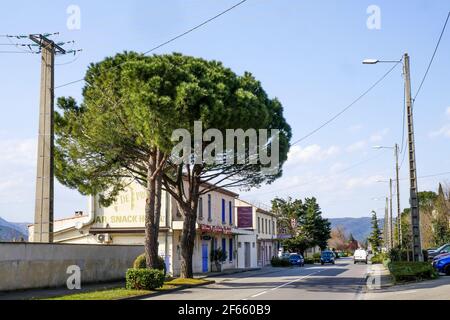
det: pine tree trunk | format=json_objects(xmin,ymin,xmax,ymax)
[
  {"xmin": 144, "ymin": 152, "xmax": 159, "ymax": 269},
  {"xmin": 180, "ymin": 206, "xmax": 196, "ymax": 278}
]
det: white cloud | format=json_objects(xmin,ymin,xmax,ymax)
[
  {"xmin": 369, "ymin": 128, "xmax": 390, "ymax": 143},
  {"xmin": 430, "ymin": 125, "xmax": 450, "ymax": 139},
  {"xmin": 348, "ymin": 124, "xmax": 363, "ymax": 133},
  {"xmin": 344, "ymin": 175, "xmax": 385, "ymax": 190},
  {"xmin": 287, "ymin": 145, "xmax": 340, "ymax": 165},
  {"xmin": 0, "ymin": 138, "xmax": 37, "ymax": 166},
  {"xmin": 346, "ymin": 140, "xmax": 367, "ymax": 153},
  {"xmin": 446, "ymin": 107, "xmax": 450, "ymax": 117}
]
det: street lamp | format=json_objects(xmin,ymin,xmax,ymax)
[
  {"xmin": 364, "ymin": 53, "xmax": 423, "ymax": 262},
  {"xmin": 373, "ymin": 144, "xmax": 402, "ymax": 248}
]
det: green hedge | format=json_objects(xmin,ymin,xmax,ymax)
[
  {"xmin": 126, "ymin": 269, "xmax": 165, "ymax": 290},
  {"xmin": 304, "ymin": 258, "xmax": 315, "ymax": 265},
  {"xmin": 388, "ymin": 262, "xmax": 438, "ymax": 283},
  {"xmin": 271, "ymin": 257, "xmax": 292, "ymax": 267},
  {"xmin": 371, "ymin": 253, "xmax": 388, "ymax": 265},
  {"xmin": 133, "ymin": 254, "xmax": 167, "ymax": 276}
]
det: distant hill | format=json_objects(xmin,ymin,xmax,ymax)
[
  {"xmin": 329, "ymin": 217, "xmax": 385, "ymax": 243},
  {"xmin": 0, "ymin": 217, "xmax": 29, "ymax": 242}
]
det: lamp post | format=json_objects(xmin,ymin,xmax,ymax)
[
  {"xmin": 373, "ymin": 144, "xmax": 402, "ymax": 248},
  {"xmin": 364, "ymin": 54, "xmax": 422, "ymax": 261}
]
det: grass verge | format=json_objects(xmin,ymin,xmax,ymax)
[{"xmin": 42, "ymin": 278, "xmax": 213, "ymax": 300}]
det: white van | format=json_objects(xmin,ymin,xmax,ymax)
[{"xmin": 353, "ymin": 249, "xmax": 368, "ymax": 264}]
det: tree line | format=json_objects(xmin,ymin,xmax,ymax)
[{"xmin": 271, "ymin": 197, "xmax": 331, "ymax": 256}]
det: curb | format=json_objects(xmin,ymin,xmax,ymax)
[
  {"xmin": 196, "ymin": 268, "xmax": 261, "ymax": 279},
  {"xmin": 118, "ymin": 280, "xmax": 216, "ymax": 300}
]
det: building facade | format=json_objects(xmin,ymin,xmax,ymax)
[
  {"xmin": 235, "ymin": 199, "xmax": 279, "ymax": 267},
  {"xmin": 29, "ymin": 180, "xmax": 239, "ymax": 277}
]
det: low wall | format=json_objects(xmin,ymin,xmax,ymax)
[{"xmin": 0, "ymin": 243, "xmax": 144, "ymax": 292}]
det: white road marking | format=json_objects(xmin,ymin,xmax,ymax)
[{"xmin": 243, "ymin": 269, "xmax": 326, "ymax": 300}]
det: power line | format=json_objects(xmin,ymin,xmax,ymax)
[
  {"xmin": 413, "ymin": 11, "xmax": 450, "ymax": 102},
  {"xmin": 249, "ymin": 151, "xmax": 388, "ymax": 197},
  {"xmin": 0, "ymin": 50, "xmax": 37, "ymax": 54},
  {"xmin": 55, "ymin": 0, "xmax": 249, "ymax": 90},
  {"xmin": 291, "ymin": 61, "xmax": 401, "ymax": 147}
]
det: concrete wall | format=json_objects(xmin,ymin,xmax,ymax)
[{"xmin": 0, "ymin": 243, "xmax": 143, "ymax": 292}]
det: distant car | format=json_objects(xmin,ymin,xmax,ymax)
[
  {"xmin": 280, "ymin": 253, "xmax": 291, "ymax": 260},
  {"xmin": 428, "ymin": 243, "xmax": 450, "ymax": 261},
  {"xmin": 289, "ymin": 254, "xmax": 305, "ymax": 267},
  {"xmin": 353, "ymin": 249, "xmax": 368, "ymax": 264},
  {"xmin": 433, "ymin": 254, "xmax": 450, "ymax": 275},
  {"xmin": 320, "ymin": 251, "xmax": 335, "ymax": 265}
]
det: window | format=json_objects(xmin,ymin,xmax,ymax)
[
  {"xmin": 268, "ymin": 221, "xmax": 271, "ymax": 234},
  {"xmin": 229, "ymin": 201, "xmax": 233, "ymax": 225},
  {"xmin": 265, "ymin": 219, "xmax": 268, "ymax": 234},
  {"xmin": 258, "ymin": 217, "xmax": 261, "ymax": 233},
  {"xmin": 229, "ymin": 239, "xmax": 233, "ymax": 262},
  {"xmin": 272, "ymin": 221, "xmax": 275, "ymax": 235},
  {"xmin": 222, "ymin": 238, "xmax": 227, "ymax": 258},
  {"xmin": 222, "ymin": 199, "xmax": 226, "ymax": 224},
  {"xmin": 198, "ymin": 197, "xmax": 203, "ymax": 219},
  {"xmin": 208, "ymin": 194, "xmax": 212, "ymax": 221}
]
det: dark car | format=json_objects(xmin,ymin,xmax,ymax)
[
  {"xmin": 433, "ymin": 254, "xmax": 450, "ymax": 275},
  {"xmin": 289, "ymin": 254, "xmax": 305, "ymax": 267},
  {"xmin": 320, "ymin": 251, "xmax": 335, "ymax": 265},
  {"xmin": 428, "ymin": 243, "xmax": 450, "ymax": 261}
]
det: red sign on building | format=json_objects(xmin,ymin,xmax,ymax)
[{"xmin": 237, "ymin": 207, "xmax": 253, "ymax": 228}]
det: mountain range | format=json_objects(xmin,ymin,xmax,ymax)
[
  {"xmin": 328, "ymin": 217, "xmax": 385, "ymax": 243},
  {"xmin": 0, "ymin": 217, "xmax": 29, "ymax": 242}
]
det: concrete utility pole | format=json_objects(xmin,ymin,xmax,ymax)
[
  {"xmin": 404, "ymin": 53, "xmax": 423, "ymax": 262},
  {"xmin": 385, "ymin": 198, "xmax": 390, "ymax": 250},
  {"xmin": 389, "ymin": 178, "xmax": 394, "ymax": 248},
  {"xmin": 394, "ymin": 144, "xmax": 402, "ymax": 248},
  {"xmin": 30, "ymin": 34, "xmax": 66, "ymax": 243}
]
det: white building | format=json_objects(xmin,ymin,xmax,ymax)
[
  {"xmin": 235, "ymin": 199, "xmax": 279, "ymax": 267},
  {"xmin": 29, "ymin": 180, "xmax": 240, "ymax": 277}
]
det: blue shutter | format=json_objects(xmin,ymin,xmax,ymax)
[
  {"xmin": 222, "ymin": 238, "xmax": 226, "ymax": 257},
  {"xmin": 222, "ymin": 199, "xmax": 226, "ymax": 224},
  {"xmin": 229, "ymin": 201, "xmax": 232, "ymax": 225},
  {"xmin": 229, "ymin": 239, "xmax": 233, "ymax": 262}
]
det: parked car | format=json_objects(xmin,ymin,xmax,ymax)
[
  {"xmin": 432, "ymin": 252, "xmax": 450, "ymax": 263},
  {"xmin": 353, "ymin": 249, "xmax": 368, "ymax": 264},
  {"xmin": 289, "ymin": 254, "xmax": 305, "ymax": 267},
  {"xmin": 320, "ymin": 251, "xmax": 335, "ymax": 265},
  {"xmin": 428, "ymin": 243, "xmax": 450, "ymax": 261},
  {"xmin": 433, "ymin": 254, "xmax": 450, "ymax": 275}
]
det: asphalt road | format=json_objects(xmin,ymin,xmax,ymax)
[{"xmin": 144, "ymin": 258, "xmax": 369, "ymax": 300}]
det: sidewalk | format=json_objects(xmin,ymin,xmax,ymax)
[{"xmin": 365, "ymin": 263, "xmax": 394, "ymax": 290}]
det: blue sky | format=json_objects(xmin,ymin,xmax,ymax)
[{"xmin": 1, "ymin": 0, "xmax": 449, "ymax": 222}]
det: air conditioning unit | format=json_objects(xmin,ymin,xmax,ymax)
[{"xmin": 96, "ymin": 233, "xmax": 113, "ymax": 244}]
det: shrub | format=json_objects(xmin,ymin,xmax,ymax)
[
  {"xmin": 271, "ymin": 257, "xmax": 291, "ymax": 267},
  {"xmin": 133, "ymin": 254, "xmax": 167, "ymax": 277},
  {"xmin": 211, "ymin": 248, "xmax": 228, "ymax": 263},
  {"xmin": 313, "ymin": 253, "xmax": 321, "ymax": 263},
  {"xmin": 371, "ymin": 253, "xmax": 388, "ymax": 264},
  {"xmin": 388, "ymin": 262, "xmax": 438, "ymax": 283},
  {"xmin": 126, "ymin": 269, "xmax": 165, "ymax": 290},
  {"xmin": 304, "ymin": 258, "xmax": 315, "ymax": 265}
]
